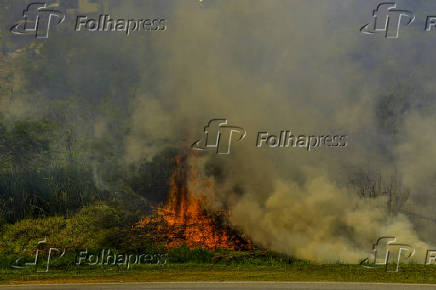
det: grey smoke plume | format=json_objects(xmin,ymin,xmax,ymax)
[
  {"xmin": 4, "ymin": 0, "xmax": 436, "ymax": 262},
  {"xmin": 124, "ymin": 0, "xmax": 436, "ymax": 262}
]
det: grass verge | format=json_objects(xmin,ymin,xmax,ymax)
[{"xmin": 1, "ymin": 264, "xmax": 436, "ymax": 285}]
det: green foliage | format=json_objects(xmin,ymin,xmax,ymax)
[
  {"xmin": 0, "ymin": 162, "xmax": 103, "ymax": 223},
  {"xmin": 7, "ymin": 120, "xmax": 54, "ymax": 169},
  {"xmin": 63, "ymin": 204, "xmax": 122, "ymax": 249},
  {"xmin": 0, "ymin": 118, "xmax": 54, "ymax": 171},
  {"xmin": 0, "ymin": 216, "xmax": 65, "ymax": 255},
  {"xmin": 0, "ymin": 22, "xmax": 179, "ymax": 258},
  {"xmin": 0, "ymin": 204, "xmax": 123, "ymax": 256},
  {"xmin": 168, "ymin": 245, "xmax": 215, "ymax": 264},
  {"xmin": 166, "ymin": 246, "xmax": 305, "ymax": 266},
  {"xmin": 0, "ymin": 110, "xmax": 177, "ymax": 224}
]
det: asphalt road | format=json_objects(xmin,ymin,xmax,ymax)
[{"xmin": 1, "ymin": 282, "xmax": 436, "ymax": 290}]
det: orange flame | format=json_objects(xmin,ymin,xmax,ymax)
[{"xmin": 136, "ymin": 155, "xmax": 250, "ymax": 250}]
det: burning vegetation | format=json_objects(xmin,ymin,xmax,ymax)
[{"xmin": 136, "ymin": 155, "xmax": 251, "ymax": 250}]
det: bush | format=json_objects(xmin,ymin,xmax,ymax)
[
  {"xmin": 63, "ymin": 204, "xmax": 122, "ymax": 249},
  {"xmin": 168, "ymin": 245, "xmax": 214, "ymax": 264},
  {"xmin": 0, "ymin": 204, "xmax": 123, "ymax": 257},
  {"xmin": 0, "ymin": 216, "xmax": 66, "ymax": 255}
]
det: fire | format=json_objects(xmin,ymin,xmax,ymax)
[{"xmin": 136, "ymin": 155, "xmax": 251, "ymax": 250}]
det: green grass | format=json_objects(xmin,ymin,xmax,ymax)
[
  {"xmin": 0, "ymin": 248, "xmax": 434, "ymax": 285},
  {"xmin": 1, "ymin": 264, "xmax": 436, "ymax": 285}
]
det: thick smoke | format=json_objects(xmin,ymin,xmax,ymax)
[
  {"xmin": 124, "ymin": 0, "xmax": 436, "ymax": 262},
  {"xmin": 122, "ymin": 0, "xmax": 436, "ymax": 262},
  {"xmin": 3, "ymin": 0, "xmax": 436, "ymax": 262}
]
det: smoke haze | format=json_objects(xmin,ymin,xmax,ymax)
[{"xmin": 2, "ymin": 0, "xmax": 436, "ymax": 262}]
